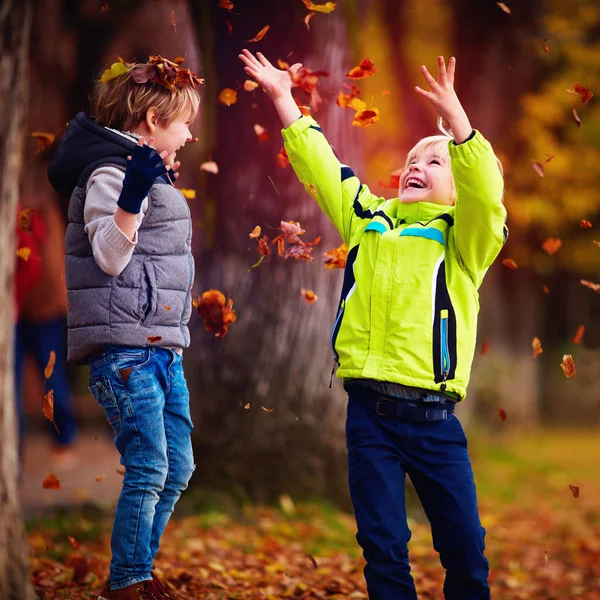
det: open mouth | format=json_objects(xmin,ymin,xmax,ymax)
[{"xmin": 405, "ymin": 177, "xmax": 427, "ymax": 190}]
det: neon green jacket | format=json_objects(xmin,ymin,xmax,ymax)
[{"xmin": 282, "ymin": 116, "xmax": 507, "ymax": 400}]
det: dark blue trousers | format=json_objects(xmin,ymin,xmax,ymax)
[{"xmin": 346, "ymin": 387, "xmax": 490, "ymax": 600}]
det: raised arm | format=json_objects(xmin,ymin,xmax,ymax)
[{"xmin": 239, "ymin": 50, "xmax": 384, "ymax": 244}]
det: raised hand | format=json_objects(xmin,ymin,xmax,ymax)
[
  {"xmin": 414, "ymin": 56, "xmax": 472, "ymax": 143},
  {"xmin": 239, "ymin": 49, "xmax": 302, "ymax": 101}
]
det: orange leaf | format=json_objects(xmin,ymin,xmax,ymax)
[
  {"xmin": 571, "ymin": 325, "xmax": 584, "ymax": 344},
  {"xmin": 502, "ymin": 258, "xmax": 518, "ymax": 269},
  {"xmin": 43, "ymin": 474, "xmax": 60, "ymax": 489},
  {"xmin": 218, "ymin": 88, "xmax": 237, "ymax": 106},
  {"xmin": 569, "ymin": 484, "xmax": 580, "ymax": 498},
  {"xmin": 276, "ymin": 147, "xmax": 289, "ymax": 168},
  {"xmin": 243, "ymin": 79, "xmax": 259, "ymax": 91},
  {"xmin": 572, "ymin": 108, "xmax": 582, "ymax": 128},
  {"xmin": 480, "ymin": 339, "xmax": 490, "ymax": 355},
  {"xmin": 244, "ymin": 403, "xmax": 250, "ymax": 410},
  {"xmin": 16, "ymin": 247, "xmax": 31, "ymax": 261},
  {"xmin": 347, "ymin": 58, "xmax": 378, "ymax": 80},
  {"xmin": 352, "ymin": 107, "xmax": 380, "ymax": 128},
  {"xmin": 196, "ymin": 290, "xmax": 237, "ymax": 337},
  {"xmin": 581, "ymin": 279, "xmax": 600, "ymax": 293},
  {"xmin": 95, "ymin": 474, "xmax": 106, "ymax": 482},
  {"xmin": 496, "ymin": 2, "xmax": 512, "ymax": 14},
  {"xmin": 304, "ymin": 12, "xmax": 315, "ymax": 29},
  {"xmin": 31, "ymin": 132, "xmax": 55, "ymax": 156},
  {"xmin": 68, "ymin": 536, "xmax": 80, "ymax": 550},
  {"xmin": 218, "ymin": 0, "xmax": 235, "ymax": 11},
  {"xmin": 560, "ymin": 354, "xmax": 576, "ymax": 377},
  {"xmin": 541, "ymin": 237, "xmax": 562, "ymax": 255},
  {"xmin": 323, "ymin": 243, "xmax": 348, "ymax": 269},
  {"xmin": 301, "ymin": 288, "xmax": 318, "ymax": 304},
  {"xmin": 261, "ymin": 406, "xmax": 276, "ymax": 412},
  {"xmin": 17, "ymin": 208, "xmax": 33, "ymax": 232},
  {"xmin": 42, "ymin": 390, "xmax": 54, "ymax": 421},
  {"xmin": 497, "ymin": 408, "xmax": 507, "ymax": 422},
  {"xmin": 249, "ymin": 226, "xmax": 261, "ymax": 239},
  {"xmin": 532, "ymin": 337, "xmax": 543, "ymax": 359},
  {"xmin": 147, "ymin": 336, "xmax": 162, "ymax": 343},
  {"xmin": 257, "ymin": 235, "xmax": 270, "ymax": 257},
  {"xmin": 200, "ymin": 161, "xmax": 219, "ymax": 174},
  {"xmin": 594, "ymin": 240, "xmax": 600, "ymax": 248},
  {"xmin": 170, "ymin": 10, "xmax": 177, "ymax": 34},
  {"xmin": 531, "ymin": 160, "xmax": 545, "ymax": 177},
  {"xmin": 573, "ymin": 84, "xmax": 593, "ymax": 104},
  {"xmin": 580, "ymin": 219, "xmax": 592, "ymax": 229},
  {"xmin": 541, "ymin": 39, "xmax": 550, "ymax": 53},
  {"xmin": 247, "ymin": 24, "xmax": 270, "ymax": 43},
  {"xmin": 163, "ymin": 304, "xmax": 171, "ymax": 311},
  {"xmin": 44, "ymin": 350, "xmax": 56, "ymax": 380},
  {"xmin": 300, "ymin": 0, "xmax": 336, "ymax": 13},
  {"xmin": 336, "ymin": 83, "xmax": 360, "ymax": 108}
]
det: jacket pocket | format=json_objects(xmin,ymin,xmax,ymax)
[
  {"xmin": 432, "ymin": 259, "xmax": 457, "ymax": 385},
  {"xmin": 440, "ymin": 309, "xmax": 451, "ymax": 378},
  {"xmin": 139, "ymin": 262, "xmax": 158, "ymax": 325}
]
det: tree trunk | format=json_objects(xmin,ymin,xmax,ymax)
[{"xmin": 0, "ymin": 2, "xmax": 35, "ymax": 598}]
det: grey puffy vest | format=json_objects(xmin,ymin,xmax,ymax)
[{"xmin": 64, "ymin": 165, "xmax": 194, "ymax": 363}]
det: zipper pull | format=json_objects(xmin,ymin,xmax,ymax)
[
  {"xmin": 329, "ymin": 358, "xmax": 339, "ymax": 388},
  {"xmin": 440, "ymin": 370, "xmax": 449, "ymax": 392}
]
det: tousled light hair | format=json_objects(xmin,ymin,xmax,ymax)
[
  {"xmin": 91, "ymin": 63, "xmax": 201, "ymax": 131},
  {"xmin": 405, "ymin": 117, "xmax": 504, "ymax": 178}
]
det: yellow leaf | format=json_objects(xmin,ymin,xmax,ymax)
[
  {"xmin": 99, "ymin": 61, "xmax": 130, "ymax": 83},
  {"xmin": 300, "ymin": 0, "xmax": 336, "ymax": 13},
  {"xmin": 179, "ymin": 188, "xmax": 196, "ymax": 199}
]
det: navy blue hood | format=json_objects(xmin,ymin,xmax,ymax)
[{"xmin": 48, "ymin": 112, "xmax": 136, "ymax": 197}]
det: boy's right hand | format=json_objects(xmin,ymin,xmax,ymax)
[
  {"xmin": 117, "ymin": 137, "xmax": 172, "ymax": 214},
  {"xmin": 239, "ymin": 49, "xmax": 302, "ymax": 101}
]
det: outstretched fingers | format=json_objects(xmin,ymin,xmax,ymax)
[
  {"xmin": 446, "ymin": 56, "xmax": 456, "ymax": 85},
  {"xmin": 240, "ymin": 49, "xmax": 262, "ymax": 70},
  {"xmin": 437, "ymin": 56, "xmax": 447, "ymax": 84},
  {"xmin": 256, "ymin": 52, "xmax": 273, "ymax": 68},
  {"xmin": 420, "ymin": 64, "xmax": 437, "ymax": 90}
]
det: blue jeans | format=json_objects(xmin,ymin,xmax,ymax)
[
  {"xmin": 346, "ymin": 386, "xmax": 490, "ymax": 600},
  {"xmin": 88, "ymin": 345, "xmax": 195, "ymax": 590}
]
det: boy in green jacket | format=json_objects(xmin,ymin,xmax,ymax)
[{"xmin": 240, "ymin": 50, "xmax": 507, "ymax": 600}]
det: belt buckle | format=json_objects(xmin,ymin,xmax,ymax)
[{"xmin": 376, "ymin": 397, "xmax": 395, "ymax": 417}]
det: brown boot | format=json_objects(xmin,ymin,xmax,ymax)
[
  {"xmin": 97, "ymin": 579, "xmax": 160, "ymax": 600},
  {"xmin": 150, "ymin": 571, "xmax": 173, "ymax": 599}
]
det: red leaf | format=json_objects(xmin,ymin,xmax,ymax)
[
  {"xmin": 170, "ymin": 10, "xmax": 177, "ymax": 34},
  {"xmin": 43, "ymin": 473, "xmax": 60, "ymax": 489},
  {"xmin": 247, "ymin": 24, "xmax": 270, "ymax": 43},
  {"xmin": 497, "ymin": 408, "xmax": 507, "ymax": 422},
  {"xmin": 573, "ymin": 84, "xmax": 593, "ymax": 104},
  {"xmin": 560, "ymin": 354, "xmax": 576, "ymax": 377},
  {"xmin": 543, "ymin": 285, "xmax": 550, "ymax": 294},
  {"xmin": 147, "ymin": 336, "xmax": 162, "ymax": 343},
  {"xmin": 480, "ymin": 339, "xmax": 490, "ymax": 355},
  {"xmin": 502, "ymin": 258, "xmax": 518, "ymax": 269},
  {"xmin": 347, "ymin": 58, "xmax": 378, "ymax": 80},
  {"xmin": 569, "ymin": 484, "xmax": 580, "ymax": 498},
  {"xmin": 571, "ymin": 325, "xmax": 584, "ymax": 344},
  {"xmin": 100, "ymin": 2, "xmax": 109, "ymax": 12},
  {"xmin": 580, "ymin": 219, "xmax": 592, "ymax": 229},
  {"xmin": 195, "ymin": 290, "xmax": 237, "ymax": 338},
  {"xmin": 276, "ymin": 147, "xmax": 289, "ymax": 168},
  {"xmin": 301, "ymin": 288, "xmax": 318, "ymax": 304},
  {"xmin": 541, "ymin": 237, "xmax": 562, "ymax": 255}
]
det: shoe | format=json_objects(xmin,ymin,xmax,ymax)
[
  {"xmin": 97, "ymin": 579, "xmax": 160, "ymax": 599},
  {"xmin": 151, "ymin": 571, "xmax": 173, "ymax": 599}
]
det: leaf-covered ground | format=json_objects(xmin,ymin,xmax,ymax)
[{"xmin": 29, "ymin": 429, "xmax": 600, "ymax": 599}]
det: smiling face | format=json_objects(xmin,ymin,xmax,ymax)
[
  {"xmin": 151, "ymin": 118, "xmax": 193, "ymax": 166},
  {"xmin": 399, "ymin": 137, "xmax": 455, "ymax": 206}
]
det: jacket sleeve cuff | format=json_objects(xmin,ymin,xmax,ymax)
[
  {"xmin": 104, "ymin": 217, "xmax": 137, "ymax": 253},
  {"xmin": 281, "ymin": 115, "xmax": 319, "ymax": 142},
  {"xmin": 448, "ymin": 130, "xmax": 491, "ymax": 160}
]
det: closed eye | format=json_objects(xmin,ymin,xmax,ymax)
[{"xmin": 430, "ymin": 159, "xmax": 440, "ymax": 165}]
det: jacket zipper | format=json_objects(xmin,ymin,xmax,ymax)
[{"xmin": 440, "ymin": 309, "xmax": 450, "ymax": 391}]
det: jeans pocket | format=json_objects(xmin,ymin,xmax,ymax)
[
  {"xmin": 114, "ymin": 347, "xmax": 152, "ymax": 385},
  {"xmin": 89, "ymin": 374, "xmax": 122, "ymax": 437}
]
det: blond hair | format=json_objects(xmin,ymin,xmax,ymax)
[
  {"xmin": 405, "ymin": 118, "xmax": 504, "ymax": 178},
  {"xmin": 91, "ymin": 63, "xmax": 201, "ymax": 131}
]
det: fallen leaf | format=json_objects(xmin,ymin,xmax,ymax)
[
  {"xmin": 323, "ymin": 243, "xmax": 348, "ymax": 269},
  {"xmin": 179, "ymin": 189, "xmax": 196, "ymax": 199},
  {"xmin": 200, "ymin": 161, "xmax": 219, "ymax": 174},
  {"xmin": 43, "ymin": 474, "xmax": 60, "ymax": 490},
  {"xmin": 300, "ymin": 0, "xmax": 336, "ymax": 13},
  {"xmin": 480, "ymin": 339, "xmax": 490, "ymax": 355},
  {"xmin": 170, "ymin": 10, "xmax": 177, "ymax": 34},
  {"xmin": 541, "ymin": 39, "xmax": 550, "ymax": 53},
  {"xmin": 44, "ymin": 350, "xmax": 56, "ymax": 380},
  {"xmin": 347, "ymin": 58, "xmax": 378, "ymax": 80},
  {"xmin": 196, "ymin": 290, "xmax": 237, "ymax": 337},
  {"xmin": 497, "ymin": 408, "xmax": 507, "ymax": 422},
  {"xmin": 580, "ymin": 220, "xmax": 592, "ymax": 229},
  {"xmin": 581, "ymin": 279, "xmax": 600, "ymax": 293},
  {"xmin": 218, "ymin": 88, "xmax": 238, "ymax": 106},
  {"xmin": 243, "ymin": 80, "xmax": 259, "ymax": 91},
  {"xmin": 247, "ymin": 24, "xmax": 270, "ymax": 43},
  {"xmin": 569, "ymin": 484, "xmax": 580, "ymax": 498},
  {"xmin": 301, "ymin": 288, "xmax": 318, "ymax": 304},
  {"xmin": 31, "ymin": 132, "xmax": 55, "ymax": 155},
  {"xmin": 42, "ymin": 390, "xmax": 54, "ymax": 421},
  {"xmin": 560, "ymin": 354, "xmax": 576, "ymax": 377},
  {"xmin": 572, "ymin": 108, "xmax": 582, "ymax": 128},
  {"xmin": 532, "ymin": 337, "xmax": 543, "ymax": 358},
  {"xmin": 572, "ymin": 325, "xmax": 584, "ymax": 344},
  {"xmin": 502, "ymin": 258, "xmax": 518, "ymax": 269},
  {"xmin": 541, "ymin": 237, "xmax": 562, "ymax": 255},
  {"xmin": 306, "ymin": 553, "xmax": 318, "ymax": 568},
  {"xmin": 531, "ymin": 160, "xmax": 545, "ymax": 177},
  {"xmin": 276, "ymin": 147, "xmax": 289, "ymax": 168}
]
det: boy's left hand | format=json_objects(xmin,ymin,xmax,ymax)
[{"xmin": 415, "ymin": 56, "xmax": 472, "ymax": 144}]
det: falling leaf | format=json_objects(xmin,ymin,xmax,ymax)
[
  {"xmin": 531, "ymin": 160, "xmax": 545, "ymax": 177},
  {"xmin": 532, "ymin": 337, "xmax": 543, "ymax": 358},
  {"xmin": 100, "ymin": 1, "xmax": 109, "ymax": 12},
  {"xmin": 218, "ymin": 88, "xmax": 238, "ymax": 106},
  {"xmin": 541, "ymin": 39, "xmax": 550, "ymax": 53},
  {"xmin": 580, "ymin": 220, "xmax": 592, "ymax": 228},
  {"xmin": 572, "ymin": 325, "xmax": 584, "ymax": 344},
  {"xmin": 276, "ymin": 147, "xmax": 289, "ymax": 168},
  {"xmin": 291, "ymin": 66, "xmax": 330, "ymax": 111},
  {"xmin": 381, "ymin": 89, "xmax": 391, "ymax": 96},
  {"xmin": 301, "ymin": 288, "xmax": 318, "ymax": 304},
  {"xmin": 200, "ymin": 161, "xmax": 219, "ymax": 174},
  {"xmin": 542, "ymin": 285, "xmax": 549, "ymax": 294},
  {"xmin": 496, "ymin": 2, "xmax": 512, "ymax": 14},
  {"xmin": 347, "ymin": 58, "xmax": 378, "ymax": 80},
  {"xmin": 544, "ymin": 550, "xmax": 549, "ymax": 563},
  {"xmin": 300, "ymin": 0, "xmax": 336, "ymax": 13},
  {"xmin": 336, "ymin": 83, "xmax": 361, "ymax": 108},
  {"xmin": 323, "ymin": 243, "xmax": 348, "ymax": 269},
  {"xmin": 44, "ymin": 350, "xmax": 56, "ymax": 380},
  {"xmin": 569, "ymin": 484, "xmax": 580, "ymax": 498},
  {"xmin": 279, "ymin": 494, "xmax": 296, "ymax": 515},
  {"xmin": 179, "ymin": 189, "xmax": 196, "ymax": 199},
  {"xmin": 224, "ymin": 17, "xmax": 232, "ymax": 33},
  {"xmin": 306, "ymin": 554, "xmax": 318, "ymax": 568},
  {"xmin": 581, "ymin": 279, "xmax": 600, "ymax": 293},
  {"xmin": 572, "ymin": 84, "xmax": 593, "ymax": 104},
  {"xmin": 541, "ymin": 237, "xmax": 562, "ymax": 255},
  {"xmin": 502, "ymin": 258, "xmax": 518, "ymax": 269},
  {"xmin": 560, "ymin": 354, "xmax": 576, "ymax": 377},
  {"xmin": 95, "ymin": 474, "xmax": 106, "ymax": 482},
  {"xmin": 170, "ymin": 10, "xmax": 177, "ymax": 34},
  {"xmin": 304, "ymin": 13, "xmax": 315, "ymax": 29},
  {"xmin": 480, "ymin": 339, "xmax": 490, "ymax": 355},
  {"xmin": 497, "ymin": 408, "xmax": 507, "ymax": 422},
  {"xmin": 243, "ymin": 80, "xmax": 259, "ymax": 91},
  {"xmin": 42, "ymin": 390, "xmax": 54, "ymax": 422},
  {"xmin": 68, "ymin": 536, "xmax": 80, "ymax": 550},
  {"xmin": 247, "ymin": 24, "xmax": 270, "ymax": 43},
  {"xmin": 243, "ymin": 403, "xmax": 250, "ymax": 409},
  {"xmin": 254, "ymin": 123, "xmax": 269, "ymax": 142},
  {"xmin": 43, "ymin": 474, "xmax": 60, "ymax": 490},
  {"xmin": 352, "ymin": 107, "xmax": 380, "ymax": 128},
  {"xmin": 378, "ymin": 173, "xmax": 401, "ymax": 189},
  {"xmin": 31, "ymin": 132, "xmax": 55, "ymax": 155},
  {"xmin": 594, "ymin": 240, "xmax": 600, "ymax": 248},
  {"xmin": 218, "ymin": 0, "xmax": 235, "ymax": 11},
  {"xmin": 572, "ymin": 108, "xmax": 582, "ymax": 128},
  {"xmin": 545, "ymin": 153, "xmax": 555, "ymax": 163},
  {"xmin": 248, "ymin": 226, "xmax": 262, "ymax": 241},
  {"xmin": 261, "ymin": 406, "xmax": 276, "ymax": 412},
  {"xmin": 163, "ymin": 304, "xmax": 171, "ymax": 311},
  {"xmin": 16, "ymin": 247, "xmax": 32, "ymax": 261},
  {"xmin": 17, "ymin": 208, "xmax": 33, "ymax": 232},
  {"xmin": 196, "ymin": 290, "xmax": 237, "ymax": 337}
]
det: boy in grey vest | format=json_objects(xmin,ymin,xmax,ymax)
[{"xmin": 48, "ymin": 56, "xmax": 203, "ymax": 600}]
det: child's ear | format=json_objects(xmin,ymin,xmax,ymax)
[{"xmin": 145, "ymin": 107, "xmax": 159, "ymax": 133}]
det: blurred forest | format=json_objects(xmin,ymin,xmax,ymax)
[{"xmin": 11, "ymin": 0, "xmax": 600, "ymax": 509}]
